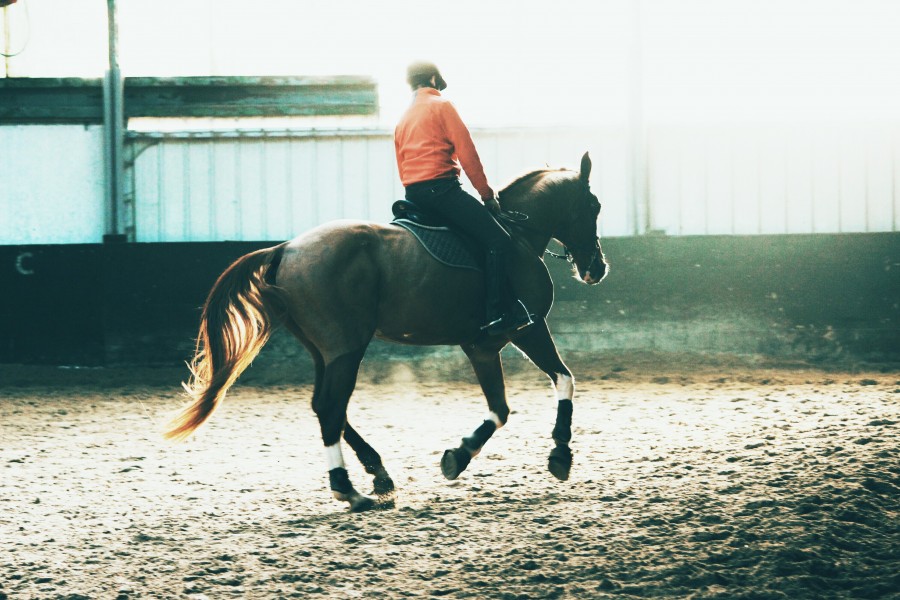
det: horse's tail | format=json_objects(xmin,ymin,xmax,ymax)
[{"xmin": 164, "ymin": 242, "xmax": 289, "ymax": 442}]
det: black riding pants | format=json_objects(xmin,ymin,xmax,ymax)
[
  {"xmin": 405, "ymin": 177, "xmax": 519, "ymax": 322},
  {"xmin": 404, "ymin": 178, "xmax": 512, "ymax": 254}
]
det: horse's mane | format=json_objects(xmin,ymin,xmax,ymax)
[{"xmin": 499, "ymin": 167, "xmax": 578, "ymax": 201}]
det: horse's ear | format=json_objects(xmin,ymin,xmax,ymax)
[{"xmin": 580, "ymin": 152, "xmax": 592, "ymax": 182}]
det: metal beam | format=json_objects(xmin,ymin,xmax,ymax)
[
  {"xmin": 123, "ymin": 76, "xmax": 378, "ymax": 118},
  {"xmin": 0, "ymin": 75, "xmax": 378, "ymax": 123}
]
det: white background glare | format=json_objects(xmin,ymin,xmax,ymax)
[{"xmin": 2, "ymin": 0, "xmax": 899, "ymax": 128}]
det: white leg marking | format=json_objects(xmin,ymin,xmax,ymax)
[
  {"xmin": 555, "ymin": 374, "xmax": 574, "ymax": 400},
  {"xmin": 324, "ymin": 443, "xmax": 345, "ymax": 470},
  {"xmin": 489, "ymin": 411, "xmax": 504, "ymax": 429}
]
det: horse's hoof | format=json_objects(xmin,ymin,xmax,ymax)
[
  {"xmin": 334, "ymin": 490, "xmax": 376, "ymax": 513},
  {"xmin": 347, "ymin": 492, "xmax": 375, "ymax": 512},
  {"xmin": 374, "ymin": 497, "xmax": 396, "ymax": 511},
  {"xmin": 349, "ymin": 494, "xmax": 375, "ymax": 513},
  {"xmin": 441, "ymin": 449, "xmax": 460, "ymax": 480},
  {"xmin": 373, "ymin": 472, "xmax": 396, "ymax": 498},
  {"xmin": 441, "ymin": 447, "xmax": 471, "ymax": 480},
  {"xmin": 548, "ymin": 445, "xmax": 572, "ymax": 481}
]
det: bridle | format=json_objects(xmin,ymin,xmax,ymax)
[
  {"xmin": 496, "ymin": 204, "xmax": 602, "ymax": 269},
  {"xmin": 548, "ymin": 237, "xmax": 603, "ymax": 277}
]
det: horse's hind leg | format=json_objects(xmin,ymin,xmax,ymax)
[
  {"xmin": 314, "ymin": 348, "xmax": 375, "ymax": 512},
  {"xmin": 441, "ymin": 343, "xmax": 509, "ymax": 480},
  {"xmin": 511, "ymin": 319, "xmax": 574, "ymax": 481},
  {"xmin": 343, "ymin": 421, "xmax": 395, "ymax": 498}
]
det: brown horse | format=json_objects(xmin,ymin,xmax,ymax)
[{"xmin": 165, "ymin": 152, "xmax": 608, "ymax": 512}]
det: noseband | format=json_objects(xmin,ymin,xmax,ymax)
[
  {"xmin": 546, "ymin": 237, "xmax": 603, "ymax": 274},
  {"xmin": 496, "ymin": 209, "xmax": 602, "ymax": 270}
]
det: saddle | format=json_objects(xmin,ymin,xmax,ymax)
[{"xmin": 391, "ymin": 200, "xmax": 484, "ymax": 272}]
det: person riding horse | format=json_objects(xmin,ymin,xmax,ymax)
[
  {"xmin": 394, "ymin": 61, "xmax": 534, "ymax": 336},
  {"xmin": 165, "ymin": 62, "xmax": 608, "ymax": 512}
]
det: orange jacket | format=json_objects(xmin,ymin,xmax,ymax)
[{"xmin": 394, "ymin": 88, "xmax": 493, "ymax": 200}]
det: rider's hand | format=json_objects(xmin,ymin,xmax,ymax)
[{"xmin": 484, "ymin": 196, "xmax": 501, "ymax": 215}]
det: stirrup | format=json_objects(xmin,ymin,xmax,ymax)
[{"xmin": 481, "ymin": 300, "xmax": 534, "ymax": 336}]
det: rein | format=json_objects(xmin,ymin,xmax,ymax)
[{"xmin": 495, "ymin": 209, "xmax": 598, "ymax": 264}]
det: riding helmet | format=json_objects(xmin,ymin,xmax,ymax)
[{"xmin": 406, "ymin": 61, "xmax": 447, "ymax": 91}]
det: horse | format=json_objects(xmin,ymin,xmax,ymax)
[{"xmin": 165, "ymin": 152, "xmax": 608, "ymax": 512}]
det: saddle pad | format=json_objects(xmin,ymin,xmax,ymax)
[{"xmin": 393, "ymin": 219, "xmax": 482, "ymax": 272}]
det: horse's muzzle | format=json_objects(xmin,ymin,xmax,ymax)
[{"xmin": 582, "ymin": 252, "xmax": 608, "ymax": 285}]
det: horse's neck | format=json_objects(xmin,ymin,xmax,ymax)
[{"xmin": 503, "ymin": 181, "xmax": 564, "ymax": 255}]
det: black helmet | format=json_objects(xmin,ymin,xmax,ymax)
[{"xmin": 406, "ymin": 61, "xmax": 447, "ymax": 91}]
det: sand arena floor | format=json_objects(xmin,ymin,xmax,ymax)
[{"xmin": 1, "ymin": 355, "xmax": 898, "ymax": 599}]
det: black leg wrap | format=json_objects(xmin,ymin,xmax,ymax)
[
  {"xmin": 328, "ymin": 467, "xmax": 354, "ymax": 495},
  {"xmin": 462, "ymin": 419, "xmax": 497, "ymax": 452},
  {"xmin": 552, "ymin": 400, "xmax": 573, "ymax": 444}
]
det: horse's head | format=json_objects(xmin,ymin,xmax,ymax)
[
  {"xmin": 553, "ymin": 153, "xmax": 608, "ymax": 285},
  {"xmin": 498, "ymin": 152, "xmax": 609, "ymax": 284}
]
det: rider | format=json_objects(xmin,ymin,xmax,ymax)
[{"xmin": 394, "ymin": 61, "xmax": 533, "ymax": 336}]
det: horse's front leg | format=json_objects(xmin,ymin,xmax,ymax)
[
  {"xmin": 511, "ymin": 319, "xmax": 574, "ymax": 481},
  {"xmin": 441, "ymin": 343, "xmax": 509, "ymax": 480}
]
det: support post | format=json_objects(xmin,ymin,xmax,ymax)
[
  {"xmin": 628, "ymin": 0, "xmax": 648, "ymax": 236},
  {"xmin": 103, "ymin": 0, "xmax": 126, "ymax": 243}
]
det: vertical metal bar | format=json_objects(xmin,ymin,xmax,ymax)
[
  {"xmin": 642, "ymin": 132, "xmax": 651, "ymax": 235},
  {"xmin": 676, "ymin": 141, "xmax": 683, "ymax": 236},
  {"xmin": 123, "ymin": 138, "xmax": 135, "ymax": 241},
  {"xmin": 103, "ymin": 69, "xmax": 114, "ymax": 237},
  {"xmin": 864, "ymin": 140, "xmax": 870, "ymax": 232},
  {"xmin": 628, "ymin": 0, "xmax": 646, "ymax": 236},
  {"xmin": 837, "ymin": 132, "xmax": 843, "ymax": 233},
  {"xmin": 782, "ymin": 138, "xmax": 796, "ymax": 233},
  {"xmin": 729, "ymin": 133, "xmax": 736, "ymax": 235},
  {"xmin": 104, "ymin": 0, "xmax": 125, "ymax": 242},
  {"xmin": 3, "ymin": 6, "xmax": 11, "ymax": 77},
  {"xmin": 892, "ymin": 134, "xmax": 897, "ymax": 232},
  {"xmin": 703, "ymin": 132, "xmax": 710, "ymax": 234},
  {"xmin": 809, "ymin": 136, "xmax": 816, "ymax": 233}
]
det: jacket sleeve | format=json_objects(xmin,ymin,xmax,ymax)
[{"xmin": 439, "ymin": 101, "xmax": 493, "ymax": 200}]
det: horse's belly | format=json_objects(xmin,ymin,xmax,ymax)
[{"xmin": 375, "ymin": 261, "xmax": 485, "ymax": 346}]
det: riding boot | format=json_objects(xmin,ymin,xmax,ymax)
[
  {"xmin": 484, "ymin": 249, "xmax": 505, "ymax": 325},
  {"xmin": 481, "ymin": 249, "xmax": 534, "ymax": 336}
]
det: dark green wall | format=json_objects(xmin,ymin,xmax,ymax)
[
  {"xmin": 1, "ymin": 233, "xmax": 897, "ymax": 368},
  {"xmin": 545, "ymin": 233, "xmax": 899, "ymax": 362}
]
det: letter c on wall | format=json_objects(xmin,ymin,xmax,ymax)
[{"xmin": 15, "ymin": 252, "xmax": 35, "ymax": 276}]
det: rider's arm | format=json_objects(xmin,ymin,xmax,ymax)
[{"xmin": 440, "ymin": 101, "xmax": 494, "ymax": 202}]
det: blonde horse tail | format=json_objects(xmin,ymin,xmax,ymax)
[{"xmin": 164, "ymin": 243, "xmax": 289, "ymax": 441}]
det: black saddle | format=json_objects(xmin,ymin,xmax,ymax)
[{"xmin": 391, "ymin": 200, "xmax": 484, "ymax": 272}]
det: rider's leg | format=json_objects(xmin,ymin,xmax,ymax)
[
  {"xmin": 482, "ymin": 248, "xmax": 533, "ymax": 334},
  {"xmin": 405, "ymin": 179, "xmax": 532, "ymax": 334}
]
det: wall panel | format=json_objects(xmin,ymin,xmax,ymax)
[
  {"xmin": 6, "ymin": 124, "xmax": 896, "ymax": 245},
  {"xmin": 0, "ymin": 125, "xmax": 105, "ymax": 244},
  {"xmin": 645, "ymin": 124, "xmax": 900, "ymax": 237},
  {"xmin": 128, "ymin": 128, "xmax": 618, "ymax": 242}
]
